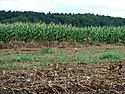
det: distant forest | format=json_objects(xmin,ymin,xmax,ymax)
[{"xmin": 0, "ymin": 10, "xmax": 125, "ymax": 27}]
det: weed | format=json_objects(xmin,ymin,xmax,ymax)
[
  {"xmin": 99, "ymin": 51, "xmax": 123, "ymax": 60},
  {"xmin": 42, "ymin": 48, "xmax": 55, "ymax": 54},
  {"xmin": 11, "ymin": 54, "xmax": 33, "ymax": 62},
  {"xmin": 0, "ymin": 41, "xmax": 4, "ymax": 49},
  {"xmin": 3, "ymin": 62, "xmax": 14, "ymax": 69},
  {"xmin": 0, "ymin": 56, "xmax": 6, "ymax": 63}
]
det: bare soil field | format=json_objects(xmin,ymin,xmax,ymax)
[
  {"xmin": 0, "ymin": 41, "xmax": 125, "ymax": 94},
  {"xmin": 1, "ymin": 62, "xmax": 125, "ymax": 94}
]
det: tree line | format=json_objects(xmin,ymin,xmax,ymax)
[{"xmin": 0, "ymin": 10, "xmax": 125, "ymax": 27}]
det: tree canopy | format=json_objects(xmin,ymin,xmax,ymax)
[{"xmin": 0, "ymin": 10, "xmax": 125, "ymax": 27}]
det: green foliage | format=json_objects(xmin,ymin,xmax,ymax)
[
  {"xmin": 56, "ymin": 53, "xmax": 74, "ymax": 63},
  {"xmin": 0, "ymin": 23, "xmax": 125, "ymax": 44},
  {"xmin": 3, "ymin": 62, "xmax": 14, "ymax": 69},
  {"xmin": 78, "ymin": 53, "xmax": 96, "ymax": 64},
  {"xmin": 0, "ymin": 56, "xmax": 6, "ymax": 62},
  {"xmin": 0, "ymin": 41, "xmax": 4, "ymax": 49},
  {"xmin": 99, "ymin": 51, "xmax": 123, "ymax": 60},
  {"xmin": 78, "ymin": 51, "xmax": 125, "ymax": 64},
  {"xmin": 11, "ymin": 54, "xmax": 33, "ymax": 62},
  {"xmin": 1, "ymin": 50, "xmax": 125, "ymax": 69},
  {"xmin": 42, "ymin": 48, "xmax": 55, "ymax": 54},
  {"xmin": 0, "ymin": 11, "xmax": 125, "ymax": 27}
]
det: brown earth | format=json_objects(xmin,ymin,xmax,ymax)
[
  {"xmin": 0, "ymin": 41, "xmax": 125, "ymax": 94},
  {"xmin": 1, "ymin": 40, "xmax": 125, "ymax": 55},
  {"xmin": 0, "ymin": 61, "xmax": 125, "ymax": 94}
]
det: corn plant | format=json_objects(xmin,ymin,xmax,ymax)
[{"xmin": 0, "ymin": 22, "xmax": 125, "ymax": 44}]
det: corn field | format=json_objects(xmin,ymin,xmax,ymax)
[{"xmin": 0, "ymin": 22, "xmax": 125, "ymax": 44}]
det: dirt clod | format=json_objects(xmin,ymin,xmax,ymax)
[{"xmin": 1, "ymin": 61, "xmax": 125, "ymax": 94}]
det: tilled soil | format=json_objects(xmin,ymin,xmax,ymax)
[{"xmin": 0, "ymin": 61, "xmax": 125, "ymax": 94}]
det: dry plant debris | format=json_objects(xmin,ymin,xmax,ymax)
[{"xmin": 0, "ymin": 61, "xmax": 125, "ymax": 94}]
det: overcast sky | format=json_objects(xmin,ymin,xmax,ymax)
[{"xmin": 0, "ymin": 0, "xmax": 125, "ymax": 18}]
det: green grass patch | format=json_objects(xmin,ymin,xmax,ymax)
[
  {"xmin": 78, "ymin": 53, "xmax": 98, "ymax": 64},
  {"xmin": 8, "ymin": 52, "xmax": 74, "ymax": 66},
  {"xmin": 56, "ymin": 53, "xmax": 75, "ymax": 63},
  {"xmin": 0, "ymin": 56, "xmax": 6, "ymax": 63},
  {"xmin": 3, "ymin": 62, "xmax": 14, "ymax": 69},
  {"xmin": 1, "ymin": 50, "xmax": 125, "ymax": 69},
  {"xmin": 78, "ymin": 51, "xmax": 125, "ymax": 64},
  {"xmin": 42, "ymin": 47, "xmax": 55, "ymax": 54},
  {"xmin": 11, "ymin": 54, "xmax": 33, "ymax": 62},
  {"xmin": 98, "ymin": 51, "xmax": 124, "ymax": 60}
]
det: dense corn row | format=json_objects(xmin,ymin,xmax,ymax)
[{"xmin": 0, "ymin": 22, "xmax": 125, "ymax": 44}]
